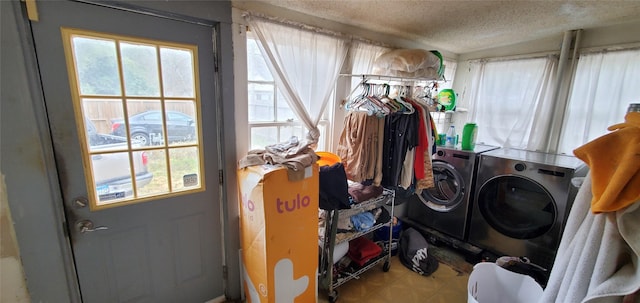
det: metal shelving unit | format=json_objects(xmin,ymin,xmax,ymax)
[{"xmin": 318, "ymin": 187, "xmax": 395, "ymax": 303}]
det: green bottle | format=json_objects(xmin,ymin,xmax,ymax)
[{"xmin": 461, "ymin": 123, "xmax": 478, "ymax": 150}]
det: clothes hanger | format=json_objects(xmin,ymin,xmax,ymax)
[
  {"xmin": 343, "ymin": 77, "xmax": 369, "ymax": 110},
  {"xmin": 363, "ymin": 84, "xmax": 391, "ymax": 116},
  {"xmin": 348, "ymin": 83, "xmax": 386, "ymax": 116},
  {"xmin": 395, "ymin": 86, "xmax": 415, "ymax": 114},
  {"xmin": 387, "ymin": 85, "xmax": 406, "ymax": 112},
  {"xmin": 379, "ymin": 84, "xmax": 401, "ymax": 112},
  {"xmin": 370, "ymin": 84, "xmax": 397, "ymax": 114},
  {"xmin": 346, "ymin": 82, "xmax": 370, "ymax": 111}
]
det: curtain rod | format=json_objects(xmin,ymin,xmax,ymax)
[
  {"xmin": 578, "ymin": 42, "xmax": 640, "ymax": 55},
  {"xmin": 243, "ymin": 11, "xmax": 349, "ymax": 39},
  {"xmin": 467, "ymin": 52, "xmax": 559, "ymax": 64},
  {"xmin": 466, "ymin": 42, "xmax": 640, "ymax": 64},
  {"xmin": 242, "ymin": 11, "xmax": 397, "ymax": 50}
]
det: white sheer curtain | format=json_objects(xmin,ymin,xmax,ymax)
[
  {"xmin": 558, "ymin": 49, "xmax": 640, "ymax": 154},
  {"xmin": 350, "ymin": 41, "xmax": 391, "ymax": 81},
  {"xmin": 440, "ymin": 58, "xmax": 458, "ymax": 89},
  {"xmin": 346, "ymin": 42, "xmax": 392, "ymax": 105},
  {"xmin": 466, "ymin": 56, "xmax": 558, "ymax": 150},
  {"xmin": 246, "ymin": 15, "xmax": 349, "ymax": 147}
]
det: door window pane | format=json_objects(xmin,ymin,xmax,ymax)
[
  {"xmin": 166, "ymin": 100, "xmax": 198, "ymax": 146},
  {"xmin": 82, "ymin": 98, "xmax": 127, "ymax": 152},
  {"xmin": 92, "ymin": 151, "xmax": 133, "ymax": 204},
  {"xmin": 137, "ymin": 150, "xmax": 169, "ymax": 196},
  {"xmin": 169, "ymin": 147, "xmax": 200, "ymax": 191},
  {"xmin": 121, "ymin": 42, "xmax": 161, "ymax": 97},
  {"xmin": 72, "ymin": 37, "xmax": 121, "ymax": 96},
  {"xmin": 161, "ymin": 47, "xmax": 195, "ymax": 98},
  {"xmin": 125, "ymin": 100, "xmax": 162, "ymax": 146}
]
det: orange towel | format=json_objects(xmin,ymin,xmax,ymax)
[{"xmin": 573, "ymin": 112, "xmax": 640, "ymax": 213}]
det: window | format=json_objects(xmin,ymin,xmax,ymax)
[
  {"xmin": 246, "ymin": 33, "xmax": 332, "ymax": 151},
  {"xmin": 62, "ymin": 28, "xmax": 204, "ymax": 209},
  {"xmin": 466, "ymin": 57, "xmax": 558, "ymax": 150},
  {"xmin": 558, "ymin": 48, "xmax": 640, "ymax": 154}
]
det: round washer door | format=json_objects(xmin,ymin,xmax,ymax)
[
  {"xmin": 476, "ymin": 175, "xmax": 557, "ymax": 239},
  {"xmin": 418, "ymin": 161, "xmax": 465, "ymax": 212}
]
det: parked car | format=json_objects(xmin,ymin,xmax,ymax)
[
  {"xmin": 111, "ymin": 110, "xmax": 196, "ymax": 146},
  {"xmin": 86, "ymin": 118, "xmax": 153, "ymax": 201}
]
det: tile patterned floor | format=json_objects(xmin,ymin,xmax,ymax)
[{"xmin": 318, "ymin": 256, "xmax": 469, "ymax": 303}]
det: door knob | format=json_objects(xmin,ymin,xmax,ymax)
[{"xmin": 76, "ymin": 220, "xmax": 108, "ymax": 233}]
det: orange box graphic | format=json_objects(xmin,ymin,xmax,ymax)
[{"xmin": 238, "ymin": 164, "xmax": 319, "ymax": 303}]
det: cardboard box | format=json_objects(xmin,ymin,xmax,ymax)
[{"xmin": 238, "ymin": 164, "xmax": 319, "ymax": 303}]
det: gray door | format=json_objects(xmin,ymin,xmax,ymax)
[{"xmin": 31, "ymin": 1, "xmax": 224, "ymax": 302}]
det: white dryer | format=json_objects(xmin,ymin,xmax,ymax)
[
  {"xmin": 406, "ymin": 144, "xmax": 499, "ymax": 241},
  {"xmin": 468, "ymin": 148, "xmax": 588, "ymax": 271}
]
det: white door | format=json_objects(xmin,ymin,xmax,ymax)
[{"xmin": 31, "ymin": 1, "xmax": 225, "ymax": 302}]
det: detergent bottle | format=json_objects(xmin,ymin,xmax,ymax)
[{"xmin": 461, "ymin": 123, "xmax": 478, "ymax": 150}]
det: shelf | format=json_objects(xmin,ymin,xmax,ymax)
[
  {"xmin": 332, "ymin": 249, "xmax": 389, "ymax": 289},
  {"xmin": 319, "ymin": 185, "xmax": 395, "ymax": 298},
  {"xmin": 340, "ymin": 73, "xmax": 443, "ymax": 83},
  {"xmin": 338, "ymin": 185, "xmax": 394, "ymax": 218},
  {"xmin": 333, "ymin": 220, "xmax": 390, "ymax": 245}
]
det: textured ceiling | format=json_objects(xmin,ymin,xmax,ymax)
[{"xmin": 232, "ymin": 0, "xmax": 640, "ymax": 54}]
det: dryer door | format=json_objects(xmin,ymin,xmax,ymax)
[
  {"xmin": 476, "ymin": 175, "xmax": 557, "ymax": 239},
  {"xmin": 418, "ymin": 160, "xmax": 465, "ymax": 212}
]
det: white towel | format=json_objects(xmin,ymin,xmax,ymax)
[{"xmin": 539, "ymin": 173, "xmax": 640, "ymax": 303}]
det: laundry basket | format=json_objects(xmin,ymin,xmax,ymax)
[
  {"xmin": 468, "ymin": 262, "xmax": 543, "ymax": 303},
  {"xmin": 316, "ymin": 151, "xmax": 341, "ymax": 167}
]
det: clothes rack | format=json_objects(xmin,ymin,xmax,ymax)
[{"xmin": 337, "ymin": 74, "xmax": 439, "ymax": 192}]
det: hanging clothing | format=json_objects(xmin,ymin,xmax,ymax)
[
  {"xmin": 406, "ymin": 98, "xmax": 435, "ymax": 190},
  {"xmin": 373, "ymin": 119, "xmax": 385, "ymax": 186},
  {"xmin": 400, "ymin": 148, "xmax": 416, "ymax": 189},
  {"xmin": 381, "ymin": 111, "xmax": 419, "ymax": 188},
  {"xmin": 337, "ymin": 111, "xmax": 385, "ymax": 183},
  {"xmin": 338, "ymin": 80, "xmax": 437, "ymax": 190}
]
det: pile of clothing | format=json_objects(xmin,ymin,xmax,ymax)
[{"xmin": 238, "ymin": 136, "xmax": 318, "ymax": 172}]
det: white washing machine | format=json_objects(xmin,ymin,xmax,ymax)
[
  {"xmin": 406, "ymin": 144, "xmax": 499, "ymax": 241},
  {"xmin": 468, "ymin": 148, "xmax": 588, "ymax": 271}
]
